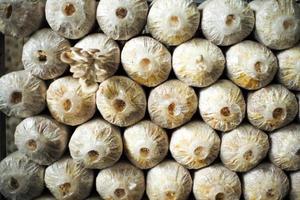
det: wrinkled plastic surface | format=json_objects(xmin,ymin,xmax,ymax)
[
  {"xmin": 121, "ymin": 36, "xmax": 171, "ymax": 87},
  {"xmin": 15, "ymin": 116, "xmax": 69, "ymax": 165},
  {"xmin": 290, "ymin": 171, "xmax": 300, "ymax": 200},
  {"xmin": 69, "ymin": 119, "xmax": 123, "ymax": 169},
  {"xmin": 124, "ymin": 120, "xmax": 168, "ymax": 169},
  {"xmin": 0, "ymin": 70, "xmax": 46, "ymax": 118}
]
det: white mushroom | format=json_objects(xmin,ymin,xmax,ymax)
[
  {"xmin": 199, "ymin": 79, "xmax": 246, "ymax": 132},
  {"xmin": 148, "ymin": 79, "xmax": 198, "ymax": 129},
  {"xmin": 0, "ymin": 152, "xmax": 45, "ymax": 200},
  {"xmin": 290, "ymin": 171, "xmax": 300, "ymax": 200},
  {"xmin": 69, "ymin": 119, "xmax": 123, "ymax": 169},
  {"xmin": 242, "ymin": 163, "xmax": 290, "ymax": 200},
  {"xmin": 147, "ymin": 0, "xmax": 200, "ymax": 46},
  {"xmin": 0, "ymin": 70, "xmax": 46, "ymax": 118},
  {"xmin": 96, "ymin": 162, "xmax": 145, "ymax": 200},
  {"xmin": 173, "ymin": 38, "xmax": 225, "ymax": 87},
  {"xmin": 46, "ymin": 76, "xmax": 96, "ymax": 126},
  {"xmin": 220, "ymin": 124, "xmax": 269, "ymax": 172},
  {"xmin": 96, "ymin": 0, "xmax": 148, "ymax": 40},
  {"xmin": 123, "ymin": 120, "xmax": 168, "ymax": 169},
  {"xmin": 45, "ymin": 0, "xmax": 96, "ymax": 39},
  {"xmin": 15, "ymin": 116, "xmax": 69, "ymax": 166},
  {"xmin": 247, "ymin": 84, "xmax": 298, "ymax": 131},
  {"xmin": 146, "ymin": 160, "xmax": 192, "ymax": 200},
  {"xmin": 170, "ymin": 121, "xmax": 220, "ymax": 169},
  {"xmin": 226, "ymin": 40, "xmax": 278, "ymax": 90},
  {"xmin": 121, "ymin": 36, "xmax": 171, "ymax": 87},
  {"xmin": 193, "ymin": 164, "xmax": 242, "ymax": 200}
]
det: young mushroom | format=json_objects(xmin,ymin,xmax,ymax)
[
  {"xmin": 96, "ymin": 76, "xmax": 146, "ymax": 127},
  {"xmin": 22, "ymin": 28, "xmax": 71, "ymax": 80},
  {"xmin": 220, "ymin": 124, "xmax": 270, "ymax": 172},
  {"xmin": 121, "ymin": 36, "xmax": 172, "ymax": 87},
  {"xmin": 46, "ymin": 76, "xmax": 96, "ymax": 126},
  {"xmin": 123, "ymin": 120, "xmax": 169, "ymax": 169},
  {"xmin": 96, "ymin": 162, "xmax": 145, "ymax": 200},
  {"xmin": 277, "ymin": 44, "xmax": 300, "ymax": 91},
  {"xmin": 269, "ymin": 124, "xmax": 300, "ymax": 171},
  {"xmin": 0, "ymin": 70, "xmax": 46, "ymax": 118},
  {"xmin": 193, "ymin": 164, "xmax": 242, "ymax": 200},
  {"xmin": 146, "ymin": 160, "xmax": 192, "ymax": 200},
  {"xmin": 170, "ymin": 121, "xmax": 220, "ymax": 169},
  {"xmin": 290, "ymin": 171, "xmax": 300, "ymax": 200},
  {"xmin": 69, "ymin": 119, "xmax": 123, "ymax": 169},
  {"xmin": 242, "ymin": 163, "xmax": 290, "ymax": 200},
  {"xmin": 172, "ymin": 38, "xmax": 225, "ymax": 87},
  {"xmin": 226, "ymin": 40, "xmax": 278, "ymax": 90},
  {"xmin": 147, "ymin": 0, "xmax": 200, "ymax": 46},
  {"xmin": 199, "ymin": 79, "xmax": 246, "ymax": 132},
  {"xmin": 0, "ymin": 0, "xmax": 45, "ymax": 37},
  {"xmin": 199, "ymin": 0, "xmax": 254, "ymax": 46},
  {"xmin": 45, "ymin": 157, "xmax": 94, "ymax": 200},
  {"xmin": 148, "ymin": 79, "xmax": 198, "ymax": 129},
  {"xmin": 250, "ymin": 0, "xmax": 300, "ymax": 50},
  {"xmin": 15, "ymin": 116, "xmax": 69, "ymax": 166},
  {"xmin": 45, "ymin": 0, "xmax": 96, "ymax": 39},
  {"xmin": 0, "ymin": 152, "xmax": 45, "ymax": 200},
  {"xmin": 96, "ymin": 0, "xmax": 148, "ymax": 40},
  {"xmin": 247, "ymin": 84, "xmax": 298, "ymax": 131}
]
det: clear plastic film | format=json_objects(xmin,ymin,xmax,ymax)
[
  {"xmin": 0, "ymin": 152, "xmax": 45, "ymax": 200},
  {"xmin": 170, "ymin": 121, "xmax": 220, "ymax": 169},
  {"xmin": 15, "ymin": 115, "xmax": 69, "ymax": 165},
  {"xmin": 290, "ymin": 171, "xmax": 300, "ymax": 200},
  {"xmin": 146, "ymin": 160, "xmax": 192, "ymax": 200},
  {"xmin": 193, "ymin": 164, "xmax": 241, "ymax": 200},
  {"xmin": 69, "ymin": 119, "xmax": 123, "ymax": 169},
  {"xmin": 0, "ymin": 70, "xmax": 46, "ymax": 118},
  {"xmin": 147, "ymin": 0, "xmax": 200, "ymax": 46},
  {"xmin": 199, "ymin": 79, "xmax": 246, "ymax": 132},
  {"xmin": 220, "ymin": 123, "xmax": 269, "ymax": 172},
  {"xmin": 124, "ymin": 120, "xmax": 168, "ymax": 169},
  {"xmin": 96, "ymin": 0, "xmax": 148, "ymax": 41},
  {"xmin": 121, "ymin": 36, "xmax": 171, "ymax": 87},
  {"xmin": 96, "ymin": 162, "xmax": 145, "ymax": 200}
]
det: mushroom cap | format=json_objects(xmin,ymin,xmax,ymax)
[{"xmin": 290, "ymin": 171, "xmax": 300, "ymax": 200}]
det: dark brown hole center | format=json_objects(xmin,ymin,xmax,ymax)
[
  {"xmin": 243, "ymin": 150, "xmax": 253, "ymax": 161},
  {"xmin": 266, "ymin": 188, "xmax": 275, "ymax": 197},
  {"xmin": 194, "ymin": 146, "xmax": 206, "ymax": 158},
  {"xmin": 10, "ymin": 91, "xmax": 22, "ymax": 104},
  {"xmin": 283, "ymin": 19, "xmax": 294, "ymax": 30},
  {"xmin": 168, "ymin": 103, "xmax": 176, "ymax": 115},
  {"xmin": 140, "ymin": 58, "xmax": 151, "ymax": 68},
  {"xmin": 88, "ymin": 150, "xmax": 99, "ymax": 162},
  {"xmin": 215, "ymin": 192, "xmax": 225, "ymax": 200},
  {"xmin": 165, "ymin": 191, "xmax": 176, "ymax": 200},
  {"xmin": 169, "ymin": 15, "xmax": 180, "ymax": 26},
  {"xmin": 9, "ymin": 177, "xmax": 19, "ymax": 191},
  {"xmin": 5, "ymin": 4, "xmax": 12, "ymax": 19},
  {"xmin": 254, "ymin": 61, "xmax": 262, "ymax": 73},
  {"xmin": 63, "ymin": 3, "xmax": 76, "ymax": 16},
  {"xmin": 116, "ymin": 7, "xmax": 127, "ymax": 19},
  {"xmin": 272, "ymin": 108, "xmax": 284, "ymax": 120},
  {"xmin": 59, "ymin": 182, "xmax": 71, "ymax": 196},
  {"xmin": 140, "ymin": 147, "xmax": 150, "ymax": 157},
  {"xmin": 113, "ymin": 99, "xmax": 126, "ymax": 112},
  {"xmin": 63, "ymin": 99, "xmax": 72, "ymax": 111},
  {"xmin": 226, "ymin": 14, "xmax": 236, "ymax": 25},
  {"xmin": 37, "ymin": 50, "xmax": 47, "ymax": 62},
  {"xmin": 114, "ymin": 188, "xmax": 126, "ymax": 198},
  {"xmin": 220, "ymin": 107, "xmax": 231, "ymax": 117},
  {"xmin": 27, "ymin": 139, "xmax": 37, "ymax": 151}
]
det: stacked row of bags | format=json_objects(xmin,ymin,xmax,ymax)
[{"xmin": 0, "ymin": 0, "xmax": 300, "ymax": 199}]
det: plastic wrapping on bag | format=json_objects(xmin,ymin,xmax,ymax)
[
  {"xmin": 172, "ymin": 38, "xmax": 225, "ymax": 87},
  {"xmin": 34, "ymin": 195, "xmax": 56, "ymax": 200},
  {"xmin": 242, "ymin": 163, "xmax": 290, "ymax": 200},
  {"xmin": 45, "ymin": 0, "xmax": 96, "ymax": 39},
  {"xmin": 147, "ymin": 0, "xmax": 200, "ymax": 46},
  {"xmin": 121, "ymin": 36, "xmax": 171, "ymax": 87},
  {"xmin": 96, "ymin": 162, "xmax": 145, "ymax": 200},
  {"xmin": 96, "ymin": 76, "xmax": 146, "ymax": 127},
  {"xmin": 199, "ymin": 79, "xmax": 246, "ymax": 132},
  {"xmin": 290, "ymin": 171, "xmax": 300, "ymax": 200},
  {"xmin": 96, "ymin": 0, "xmax": 148, "ymax": 41},
  {"xmin": 47, "ymin": 76, "xmax": 96, "ymax": 126},
  {"xmin": 170, "ymin": 121, "xmax": 220, "ymax": 169},
  {"xmin": 193, "ymin": 164, "xmax": 241, "ymax": 200},
  {"xmin": 220, "ymin": 124, "xmax": 269, "ymax": 172},
  {"xmin": 247, "ymin": 84, "xmax": 298, "ymax": 132},
  {"xmin": 22, "ymin": 28, "xmax": 70, "ymax": 80},
  {"xmin": 146, "ymin": 160, "xmax": 192, "ymax": 200},
  {"xmin": 148, "ymin": 80, "xmax": 197, "ymax": 129},
  {"xmin": 124, "ymin": 120, "xmax": 168, "ymax": 169},
  {"xmin": 69, "ymin": 119, "xmax": 123, "ymax": 169},
  {"xmin": 0, "ymin": 0, "xmax": 45, "ymax": 37},
  {"xmin": 226, "ymin": 40, "xmax": 278, "ymax": 90},
  {"xmin": 250, "ymin": 0, "xmax": 300, "ymax": 50},
  {"xmin": 0, "ymin": 152, "xmax": 45, "ymax": 200},
  {"xmin": 277, "ymin": 45, "xmax": 300, "ymax": 91},
  {"xmin": 269, "ymin": 124, "xmax": 300, "ymax": 171},
  {"xmin": 200, "ymin": 0, "xmax": 254, "ymax": 46},
  {"xmin": 14, "ymin": 116, "xmax": 69, "ymax": 165},
  {"xmin": 45, "ymin": 157, "xmax": 94, "ymax": 200},
  {"xmin": 0, "ymin": 70, "xmax": 46, "ymax": 118}
]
